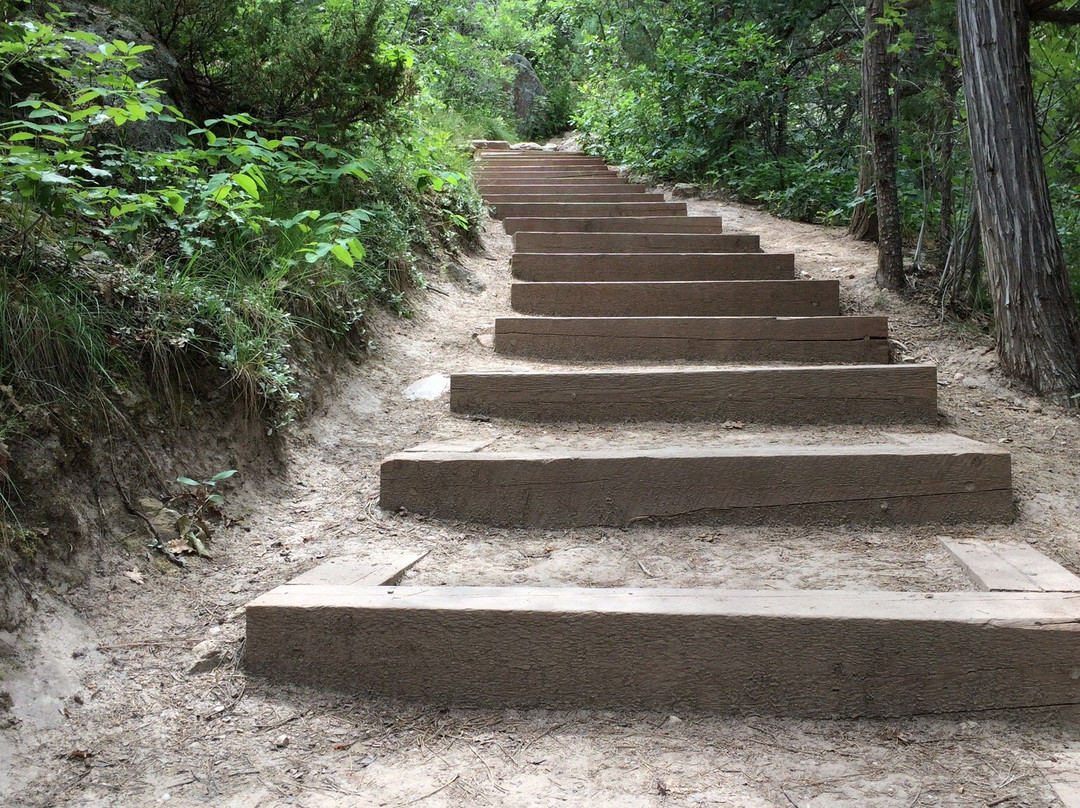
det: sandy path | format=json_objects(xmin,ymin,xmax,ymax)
[{"xmin": 3, "ymin": 186, "xmax": 1080, "ymax": 807}]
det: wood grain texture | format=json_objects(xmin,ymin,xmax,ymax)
[
  {"xmin": 449, "ymin": 365, "xmax": 938, "ymax": 423},
  {"xmin": 286, "ymin": 551, "xmax": 429, "ymax": 587},
  {"xmin": 1038, "ymin": 754, "xmax": 1080, "ymax": 808},
  {"xmin": 379, "ymin": 436, "xmax": 1013, "ymax": 527},
  {"xmin": 479, "ymin": 155, "xmax": 606, "ymax": 163},
  {"xmin": 511, "ymin": 252, "xmax": 793, "ymax": 282},
  {"xmin": 489, "ymin": 192, "xmax": 666, "ymax": 204},
  {"xmin": 493, "ymin": 202, "xmax": 687, "ymax": 219},
  {"xmin": 513, "ymin": 232, "xmax": 761, "ymax": 253},
  {"xmin": 502, "ymin": 216, "xmax": 723, "ymax": 234},
  {"xmin": 477, "ymin": 167, "xmax": 617, "ymax": 177},
  {"xmin": 941, "ymin": 539, "xmax": 1080, "ymax": 592},
  {"xmin": 481, "ymin": 183, "xmax": 646, "ymax": 194},
  {"xmin": 510, "ymin": 280, "xmax": 839, "ymax": 317},
  {"xmin": 244, "ymin": 585, "xmax": 1071, "ymax": 717},
  {"xmin": 493, "ymin": 316, "xmax": 891, "ymax": 363},
  {"xmin": 483, "ymin": 177, "xmax": 631, "ymax": 189}
]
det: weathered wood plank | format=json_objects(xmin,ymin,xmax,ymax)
[
  {"xmin": 483, "ymin": 177, "xmax": 631, "ymax": 190},
  {"xmin": 511, "ymin": 252, "xmax": 793, "ymax": 282},
  {"xmin": 245, "ymin": 585, "xmax": 1069, "ymax": 717},
  {"xmin": 514, "ymin": 232, "xmax": 761, "ymax": 253},
  {"xmin": 479, "ymin": 162, "xmax": 609, "ymax": 170},
  {"xmin": 493, "ymin": 202, "xmax": 687, "ymax": 219},
  {"xmin": 1038, "ymin": 754, "xmax": 1080, "ymax": 808},
  {"xmin": 286, "ymin": 551, "xmax": 430, "ymax": 587},
  {"xmin": 479, "ymin": 154, "xmax": 605, "ymax": 163},
  {"xmin": 477, "ymin": 167, "xmax": 617, "ymax": 177},
  {"xmin": 471, "ymin": 140, "xmax": 510, "ymax": 151},
  {"xmin": 379, "ymin": 436, "xmax": 1012, "ymax": 527},
  {"xmin": 510, "ymin": 280, "xmax": 839, "ymax": 317},
  {"xmin": 494, "ymin": 316, "xmax": 891, "ymax": 363},
  {"xmin": 449, "ymin": 365, "xmax": 938, "ymax": 424},
  {"xmin": 488, "ymin": 192, "xmax": 665, "ymax": 204},
  {"xmin": 941, "ymin": 539, "xmax": 1080, "ymax": 591},
  {"xmin": 481, "ymin": 183, "xmax": 646, "ymax": 195},
  {"xmin": 502, "ymin": 216, "xmax": 723, "ymax": 234}
]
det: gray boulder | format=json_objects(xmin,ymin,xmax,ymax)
[
  {"xmin": 508, "ymin": 53, "xmax": 546, "ymax": 136},
  {"xmin": 57, "ymin": 1, "xmax": 190, "ymax": 151}
]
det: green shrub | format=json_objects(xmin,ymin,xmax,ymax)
[{"xmin": 0, "ymin": 5, "xmax": 481, "ymax": 430}]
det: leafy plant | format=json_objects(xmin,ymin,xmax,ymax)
[
  {"xmin": 0, "ymin": 5, "xmax": 482, "ymax": 431},
  {"xmin": 172, "ymin": 469, "xmax": 237, "ymax": 559}
]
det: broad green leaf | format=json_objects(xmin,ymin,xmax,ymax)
[
  {"xmin": 232, "ymin": 173, "xmax": 259, "ymax": 199},
  {"xmin": 330, "ymin": 243, "xmax": 355, "ymax": 266},
  {"xmin": 162, "ymin": 191, "xmax": 185, "ymax": 214}
]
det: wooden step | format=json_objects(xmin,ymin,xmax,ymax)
[
  {"xmin": 379, "ymin": 435, "xmax": 1012, "ymax": 527},
  {"xmin": 486, "ymin": 192, "xmax": 665, "ymax": 204},
  {"xmin": 450, "ymin": 365, "xmax": 937, "ymax": 424},
  {"xmin": 482, "ymin": 176, "xmax": 631, "ymax": 189},
  {"xmin": 511, "ymin": 252, "xmax": 793, "ymax": 282},
  {"xmin": 478, "ymin": 174, "xmax": 620, "ymax": 182},
  {"xmin": 510, "ymin": 280, "xmax": 839, "ymax": 317},
  {"xmin": 481, "ymin": 183, "xmax": 647, "ymax": 194},
  {"xmin": 493, "ymin": 202, "xmax": 687, "ymax": 219},
  {"xmin": 514, "ymin": 232, "xmax": 761, "ymax": 253},
  {"xmin": 941, "ymin": 539, "xmax": 1080, "ymax": 592},
  {"xmin": 479, "ymin": 154, "xmax": 605, "ymax": 162},
  {"xmin": 503, "ymin": 216, "xmax": 723, "ymax": 235},
  {"xmin": 479, "ymin": 160, "xmax": 608, "ymax": 169},
  {"xmin": 286, "ymin": 552, "xmax": 429, "ymax": 586},
  {"xmin": 244, "ymin": 585, "xmax": 1071, "ymax": 717},
  {"xmin": 477, "ymin": 167, "xmax": 616, "ymax": 176},
  {"xmin": 495, "ymin": 316, "xmax": 891, "ymax": 363}
]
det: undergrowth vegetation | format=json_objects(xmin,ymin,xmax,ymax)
[
  {"xmin": 0, "ymin": 0, "xmax": 494, "ymax": 555},
  {"xmin": 0, "ymin": 2, "xmax": 481, "ymax": 436}
]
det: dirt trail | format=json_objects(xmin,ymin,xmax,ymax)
[{"xmin": 3, "ymin": 185, "xmax": 1080, "ymax": 807}]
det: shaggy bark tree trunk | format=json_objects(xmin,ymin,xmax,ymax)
[
  {"xmin": 957, "ymin": 0, "xmax": 1080, "ymax": 398},
  {"xmin": 849, "ymin": 103, "xmax": 878, "ymax": 242},
  {"xmin": 937, "ymin": 59, "xmax": 960, "ymax": 253},
  {"xmin": 863, "ymin": 0, "xmax": 905, "ymax": 289}
]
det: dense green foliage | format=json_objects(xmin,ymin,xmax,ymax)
[
  {"xmin": 571, "ymin": 1, "xmax": 863, "ymax": 223},
  {"xmin": 568, "ymin": 0, "xmax": 1080, "ymax": 314},
  {"xmin": 573, "ymin": 1, "xmax": 862, "ymax": 224},
  {"xmin": 0, "ymin": 0, "xmax": 482, "ymax": 439}
]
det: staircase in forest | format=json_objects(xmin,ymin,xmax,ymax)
[{"xmin": 244, "ymin": 147, "xmax": 1080, "ymax": 718}]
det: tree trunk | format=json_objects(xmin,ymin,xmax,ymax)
[
  {"xmin": 849, "ymin": 99, "xmax": 878, "ymax": 242},
  {"xmin": 957, "ymin": 0, "xmax": 1080, "ymax": 399},
  {"xmin": 863, "ymin": 0, "xmax": 905, "ymax": 289},
  {"xmin": 937, "ymin": 58, "xmax": 960, "ymax": 254}
]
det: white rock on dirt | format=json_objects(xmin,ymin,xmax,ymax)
[
  {"xmin": 187, "ymin": 639, "xmax": 229, "ymax": 675},
  {"xmin": 403, "ymin": 374, "xmax": 451, "ymax": 401}
]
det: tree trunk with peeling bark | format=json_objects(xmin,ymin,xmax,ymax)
[
  {"xmin": 957, "ymin": 0, "xmax": 1080, "ymax": 399},
  {"xmin": 849, "ymin": 101, "xmax": 878, "ymax": 242},
  {"xmin": 863, "ymin": 0, "xmax": 905, "ymax": 290}
]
